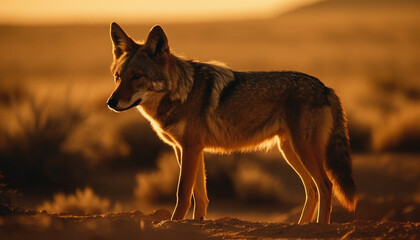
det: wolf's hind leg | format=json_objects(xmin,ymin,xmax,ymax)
[
  {"xmin": 278, "ymin": 139, "xmax": 318, "ymax": 223},
  {"xmin": 292, "ymin": 140, "xmax": 332, "ymax": 224},
  {"xmin": 192, "ymin": 153, "xmax": 209, "ymax": 220}
]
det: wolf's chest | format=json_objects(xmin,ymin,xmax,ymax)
[{"xmin": 138, "ymin": 102, "xmax": 186, "ymax": 148}]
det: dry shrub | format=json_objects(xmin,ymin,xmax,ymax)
[
  {"xmin": 117, "ymin": 118, "xmax": 169, "ymax": 169},
  {"xmin": 350, "ymin": 75, "xmax": 420, "ymax": 153},
  {"xmin": 38, "ymin": 187, "xmax": 113, "ymax": 215},
  {"xmin": 233, "ymin": 161, "xmax": 284, "ymax": 203},
  {"xmin": 0, "ymin": 90, "xmax": 88, "ymax": 196},
  {"xmin": 0, "ymin": 171, "xmax": 21, "ymax": 215},
  {"xmin": 0, "ymin": 82, "xmax": 28, "ymax": 106},
  {"xmin": 62, "ymin": 113, "xmax": 132, "ymax": 165},
  {"xmin": 0, "ymin": 82, "xmax": 169, "ymax": 207},
  {"xmin": 348, "ymin": 118, "xmax": 372, "ymax": 152},
  {"xmin": 134, "ymin": 153, "xmax": 178, "ymax": 205},
  {"xmin": 368, "ymin": 76, "xmax": 420, "ymax": 152},
  {"xmin": 372, "ymin": 106, "xmax": 420, "ymax": 152}
]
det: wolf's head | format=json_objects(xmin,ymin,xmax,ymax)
[{"xmin": 107, "ymin": 23, "xmax": 171, "ymax": 112}]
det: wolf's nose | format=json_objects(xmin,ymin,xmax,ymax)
[{"xmin": 107, "ymin": 98, "xmax": 118, "ymax": 108}]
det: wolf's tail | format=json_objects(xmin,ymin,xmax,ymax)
[{"xmin": 325, "ymin": 88, "xmax": 357, "ymax": 211}]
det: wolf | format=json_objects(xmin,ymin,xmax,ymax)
[{"xmin": 106, "ymin": 23, "xmax": 357, "ymax": 223}]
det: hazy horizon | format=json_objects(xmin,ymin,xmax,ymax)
[{"xmin": 0, "ymin": 0, "xmax": 322, "ymax": 25}]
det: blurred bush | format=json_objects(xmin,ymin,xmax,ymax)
[
  {"xmin": 0, "ymin": 83, "xmax": 171, "ymax": 211},
  {"xmin": 0, "ymin": 89, "xmax": 88, "ymax": 196},
  {"xmin": 372, "ymin": 107, "xmax": 420, "ymax": 152},
  {"xmin": 37, "ymin": 187, "xmax": 116, "ymax": 215},
  {"xmin": 134, "ymin": 152, "xmax": 178, "ymax": 205},
  {"xmin": 0, "ymin": 171, "xmax": 21, "ymax": 215},
  {"xmin": 365, "ymin": 76, "xmax": 420, "ymax": 152},
  {"xmin": 348, "ymin": 118, "xmax": 372, "ymax": 153},
  {"xmin": 233, "ymin": 160, "xmax": 285, "ymax": 203}
]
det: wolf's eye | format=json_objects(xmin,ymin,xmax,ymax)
[{"xmin": 131, "ymin": 74, "xmax": 143, "ymax": 81}]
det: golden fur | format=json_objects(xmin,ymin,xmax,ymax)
[{"xmin": 107, "ymin": 23, "xmax": 357, "ymax": 223}]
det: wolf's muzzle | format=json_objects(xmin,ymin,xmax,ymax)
[{"xmin": 107, "ymin": 97, "xmax": 142, "ymax": 111}]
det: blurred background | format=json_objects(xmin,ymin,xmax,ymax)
[{"xmin": 0, "ymin": 0, "xmax": 419, "ymax": 222}]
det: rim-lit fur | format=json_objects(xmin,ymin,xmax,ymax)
[{"xmin": 107, "ymin": 23, "xmax": 357, "ymax": 223}]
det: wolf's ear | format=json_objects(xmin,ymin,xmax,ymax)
[
  {"xmin": 144, "ymin": 25, "xmax": 169, "ymax": 57},
  {"xmin": 110, "ymin": 22, "xmax": 136, "ymax": 58}
]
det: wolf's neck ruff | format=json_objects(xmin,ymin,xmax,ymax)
[{"xmin": 166, "ymin": 56, "xmax": 194, "ymax": 102}]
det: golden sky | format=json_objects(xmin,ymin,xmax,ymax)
[{"xmin": 0, "ymin": 0, "xmax": 321, "ymax": 25}]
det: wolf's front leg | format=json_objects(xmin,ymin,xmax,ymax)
[
  {"xmin": 171, "ymin": 146, "xmax": 203, "ymax": 220},
  {"xmin": 193, "ymin": 152, "xmax": 209, "ymax": 220}
]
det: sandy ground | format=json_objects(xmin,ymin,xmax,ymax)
[{"xmin": 1, "ymin": 209, "xmax": 419, "ymax": 240}]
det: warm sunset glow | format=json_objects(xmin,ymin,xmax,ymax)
[
  {"xmin": 1, "ymin": 0, "xmax": 419, "ymax": 237},
  {"xmin": 0, "ymin": 0, "xmax": 322, "ymax": 25}
]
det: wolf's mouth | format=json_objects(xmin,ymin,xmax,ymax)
[
  {"xmin": 128, "ymin": 98, "xmax": 142, "ymax": 109},
  {"xmin": 119, "ymin": 98, "xmax": 142, "ymax": 111}
]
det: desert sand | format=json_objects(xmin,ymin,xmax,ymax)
[{"xmin": 1, "ymin": 209, "xmax": 419, "ymax": 240}]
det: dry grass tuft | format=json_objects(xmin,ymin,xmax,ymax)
[
  {"xmin": 234, "ymin": 161, "xmax": 284, "ymax": 203},
  {"xmin": 372, "ymin": 106, "xmax": 420, "ymax": 152},
  {"xmin": 134, "ymin": 153, "xmax": 178, "ymax": 205},
  {"xmin": 37, "ymin": 187, "xmax": 114, "ymax": 215}
]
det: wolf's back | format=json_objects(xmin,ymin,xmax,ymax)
[{"xmin": 325, "ymin": 88, "xmax": 357, "ymax": 211}]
